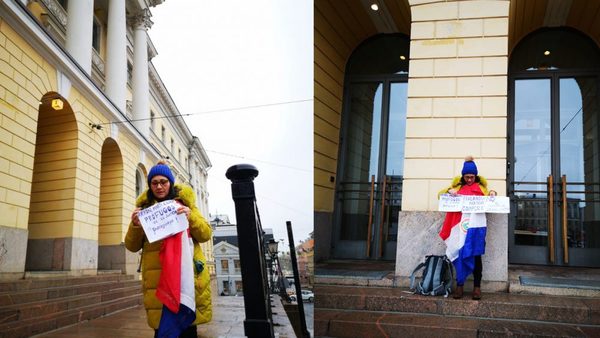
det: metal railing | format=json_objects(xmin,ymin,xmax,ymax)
[{"xmin": 286, "ymin": 221, "xmax": 310, "ymax": 338}]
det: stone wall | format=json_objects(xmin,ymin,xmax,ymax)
[{"xmin": 395, "ymin": 211, "xmax": 508, "ymax": 291}]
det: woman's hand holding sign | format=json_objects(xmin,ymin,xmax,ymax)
[
  {"xmin": 131, "ymin": 207, "xmax": 142, "ymax": 227},
  {"xmin": 175, "ymin": 200, "xmax": 191, "ymax": 220},
  {"xmin": 177, "ymin": 206, "xmax": 191, "ymax": 219}
]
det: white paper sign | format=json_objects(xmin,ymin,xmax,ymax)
[
  {"xmin": 461, "ymin": 195, "xmax": 487, "ymax": 213},
  {"xmin": 438, "ymin": 195, "xmax": 510, "ymax": 213},
  {"xmin": 438, "ymin": 195, "xmax": 463, "ymax": 212},
  {"xmin": 138, "ymin": 200, "xmax": 189, "ymax": 243},
  {"xmin": 484, "ymin": 196, "xmax": 510, "ymax": 213}
]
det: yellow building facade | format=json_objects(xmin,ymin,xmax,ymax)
[
  {"xmin": 315, "ymin": 0, "xmax": 600, "ymax": 287},
  {"xmin": 0, "ymin": 0, "xmax": 214, "ymax": 279}
]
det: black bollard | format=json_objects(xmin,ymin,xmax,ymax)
[
  {"xmin": 226, "ymin": 164, "xmax": 274, "ymax": 338},
  {"xmin": 287, "ymin": 221, "xmax": 311, "ymax": 338}
]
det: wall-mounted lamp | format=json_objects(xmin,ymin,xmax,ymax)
[
  {"xmin": 370, "ymin": 3, "xmax": 379, "ymax": 11},
  {"xmin": 51, "ymin": 98, "xmax": 64, "ymax": 110},
  {"xmin": 89, "ymin": 122, "xmax": 103, "ymax": 130}
]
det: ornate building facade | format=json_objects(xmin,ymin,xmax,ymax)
[{"xmin": 0, "ymin": 0, "xmax": 214, "ymax": 279}]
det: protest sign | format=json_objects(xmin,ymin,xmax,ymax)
[
  {"xmin": 461, "ymin": 195, "xmax": 487, "ymax": 213},
  {"xmin": 484, "ymin": 196, "xmax": 510, "ymax": 213},
  {"xmin": 138, "ymin": 200, "xmax": 189, "ymax": 243},
  {"xmin": 438, "ymin": 195, "xmax": 462, "ymax": 212},
  {"xmin": 438, "ymin": 195, "xmax": 510, "ymax": 213}
]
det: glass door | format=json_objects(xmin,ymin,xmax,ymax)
[
  {"xmin": 333, "ymin": 80, "xmax": 407, "ymax": 260},
  {"xmin": 558, "ymin": 76, "xmax": 600, "ymax": 266},
  {"xmin": 510, "ymin": 75, "xmax": 600, "ymax": 266},
  {"xmin": 510, "ymin": 78, "xmax": 552, "ymax": 264}
]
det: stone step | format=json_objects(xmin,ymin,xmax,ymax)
[
  {"xmin": 0, "ymin": 294, "xmax": 143, "ymax": 338},
  {"xmin": 0, "ymin": 279, "xmax": 140, "ymax": 306},
  {"xmin": 0, "ymin": 284, "xmax": 140, "ymax": 323},
  {"xmin": 315, "ymin": 285, "xmax": 600, "ymax": 326},
  {"xmin": 0, "ymin": 273, "xmax": 134, "ymax": 293},
  {"xmin": 100, "ymin": 284, "xmax": 141, "ymax": 302},
  {"xmin": 315, "ymin": 308, "xmax": 600, "ymax": 338}
]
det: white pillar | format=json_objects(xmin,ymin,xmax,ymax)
[
  {"xmin": 131, "ymin": 9, "xmax": 152, "ymax": 137},
  {"xmin": 105, "ymin": 0, "xmax": 127, "ymax": 113},
  {"xmin": 65, "ymin": 0, "xmax": 94, "ymax": 74}
]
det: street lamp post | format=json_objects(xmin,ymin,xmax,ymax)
[{"xmin": 267, "ymin": 239, "xmax": 279, "ymax": 293}]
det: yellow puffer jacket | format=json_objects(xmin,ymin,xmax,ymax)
[
  {"xmin": 438, "ymin": 175, "xmax": 490, "ymax": 198},
  {"xmin": 124, "ymin": 184, "xmax": 212, "ymax": 329}
]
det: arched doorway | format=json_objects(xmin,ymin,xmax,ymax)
[
  {"xmin": 509, "ymin": 28, "xmax": 600, "ymax": 266},
  {"xmin": 97, "ymin": 138, "xmax": 124, "ymax": 270},
  {"xmin": 26, "ymin": 92, "xmax": 79, "ymax": 270},
  {"xmin": 332, "ymin": 34, "xmax": 409, "ymax": 260}
]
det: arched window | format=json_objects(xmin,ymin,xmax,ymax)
[
  {"xmin": 333, "ymin": 34, "xmax": 410, "ymax": 260},
  {"xmin": 135, "ymin": 166, "xmax": 145, "ymax": 197},
  {"xmin": 509, "ymin": 28, "xmax": 600, "ymax": 267}
]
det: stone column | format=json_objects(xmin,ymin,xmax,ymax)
[
  {"xmin": 65, "ymin": 0, "xmax": 94, "ymax": 73},
  {"xmin": 396, "ymin": 0, "xmax": 510, "ymax": 288},
  {"xmin": 130, "ymin": 9, "xmax": 152, "ymax": 137},
  {"xmin": 403, "ymin": 0, "xmax": 510, "ymax": 208},
  {"xmin": 105, "ymin": 0, "xmax": 127, "ymax": 113}
]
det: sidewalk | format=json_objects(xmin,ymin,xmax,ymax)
[{"xmin": 34, "ymin": 295, "xmax": 297, "ymax": 338}]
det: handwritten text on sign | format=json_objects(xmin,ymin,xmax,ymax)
[
  {"xmin": 438, "ymin": 195, "xmax": 510, "ymax": 213},
  {"xmin": 138, "ymin": 200, "xmax": 188, "ymax": 243}
]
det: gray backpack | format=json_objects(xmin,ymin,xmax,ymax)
[{"xmin": 409, "ymin": 255, "xmax": 454, "ymax": 297}]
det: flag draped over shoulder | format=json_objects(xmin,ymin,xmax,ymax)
[
  {"xmin": 439, "ymin": 183, "xmax": 487, "ymax": 285},
  {"xmin": 155, "ymin": 229, "xmax": 196, "ymax": 338}
]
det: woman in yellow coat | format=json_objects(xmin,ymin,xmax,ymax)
[{"xmin": 125, "ymin": 161, "xmax": 212, "ymax": 338}]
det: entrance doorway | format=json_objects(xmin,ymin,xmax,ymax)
[
  {"xmin": 509, "ymin": 29, "xmax": 600, "ymax": 267},
  {"xmin": 333, "ymin": 35, "xmax": 409, "ymax": 260}
]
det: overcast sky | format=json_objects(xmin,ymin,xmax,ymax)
[{"xmin": 148, "ymin": 2, "xmax": 313, "ymax": 248}]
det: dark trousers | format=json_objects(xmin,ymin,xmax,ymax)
[
  {"xmin": 457, "ymin": 255, "xmax": 483, "ymax": 287},
  {"xmin": 154, "ymin": 325, "xmax": 197, "ymax": 338},
  {"xmin": 473, "ymin": 255, "xmax": 482, "ymax": 287}
]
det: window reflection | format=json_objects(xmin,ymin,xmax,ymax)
[
  {"xmin": 340, "ymin": 83, "xmax": 383, "ymax": 241},
  {"xmin": 560, "ymin": 77, "xmax": 600, "ymax": 249},
  {"xmin": 513, "ymin": 79, "xmax": 551, "ymax": 246},
  {"xmin": 514, "ymin": 79, "xmax": 551, "ymax": 186}
]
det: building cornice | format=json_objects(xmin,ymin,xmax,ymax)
[
  {"xmin": 148, "ymin": 0, "xmax": 165, "ymax": 7},
  {"xmin": 148, "ymin": 63, "xmax": 211, "ymax": 171},
  {"xmin": 148, "ymin": 63, "xmax": 190, "ymax": 138},
  {"xmin": 39, "ymin": 0, "xmax": 66, "ymax": 26},
  {"xmin": 189, "ymin": 136, "xmax": 212, "ymax": 170}
]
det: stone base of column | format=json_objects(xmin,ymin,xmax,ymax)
[
  {"xmin": 0, "ymin": 226, "xmax": 28, "ymax": 279},
  {"xmin": 395, "ymin": 211, "xmax": 508, "ymax": 292},
  {"xmin": 26, "ymin": 237, "xmax": 98, "ymax": 273},
  {"xmin": 314, "ymin": 211, "xmax": 333, "ymax": 262},
  {"xmin": 98, "ymin": 244, "xmax": 140, "ymax": 276}
]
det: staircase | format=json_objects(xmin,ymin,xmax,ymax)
[
  {"xmin": 314, "ymin": 285, "xmax": 600, "ymax": 337},
  {"xmin": 0, "ymin": 272, "xmax": 142, "ymax": 338}
]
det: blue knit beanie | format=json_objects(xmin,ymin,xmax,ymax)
[
  {"xmin": 148, "ymin": 161, "xmax": 175, "ymax": 186},
  {"xmin": 461, "ymin": 156, "xmax": 478, "ymax": 176}
]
